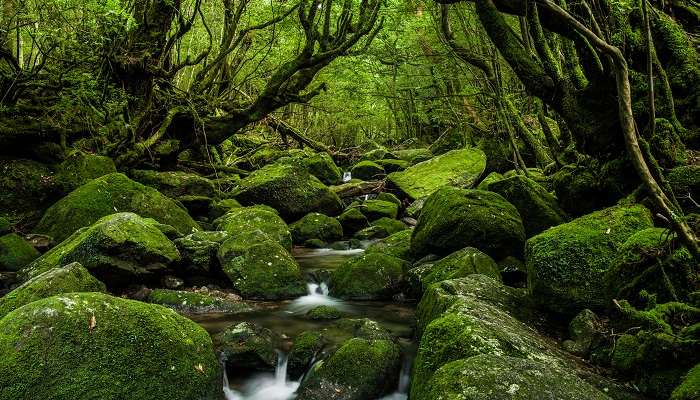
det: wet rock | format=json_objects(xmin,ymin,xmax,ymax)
[
  {"xmin": 0, "ymin": 262, "xmax": 105, "ymax": 319},
  {"xmin": 305, "ymin": 305, "xmax": 345, "ymax": 320},
  {"xmin": 217, "ymin": 322, "xmax": 281, "ymax": 372},
  {"xmin": 350, "ymin": 160, "xmax": 385, "ymax": 181},
  {"xmin": 147, "ymin": 288, "xmax": 250, "ymax": 313},
  {"xmin": 526, "ymin": 204, "xmax": 654, "ymax": 315},
  {"xmin": 22, "ymin": 234, "xmax": 54, "ymax": 252},
  {"xmin": 0, "ymin": 233, "xmax": 40, "ymax": 272},
  {"xmin": 329, "ymin": 253, "xmax": 407, "ymax": 300},
  {"xmin": 388, "ymin": 148, "xmax": 486, "ymax": 200},
  {"xmin": 34, "ymin": 173, "xmax": 200, "ymax": 243},
  {"xmin": 23, "ymin": 213, "xmax": 180, "ymax": 288},
  {"xmin": 0, "ymin": 292, "xmax": 221, "ymax": 400},
  {"xmin": 419, "ymin": 247, "xmax": 501, "ymax": 290},
  {"xmin": 411, "ymin": 187, "xmax": 526, "ymax": 260},
  {"xmin": 53, "ymin": 151, "xmax": 116, "ymax": 193},
  {"xmin": 290, "ymin": 213, "xmax": 344, "ymax": 245},
  {"xmin": 289, "ymin": 330, "xmax": 326, "ymax": 379},
  {"xmin": 233, "ymin": 162, "xmax": 343, "ymax": 221}
]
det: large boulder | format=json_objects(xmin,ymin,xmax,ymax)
[
  {"xmin": 526, "ymin": 204, "xmax": 654, "ymax": 315},
  {"xmin": 233, "ymin": 162, "xmax": 343, "ymax": 221},
  {"xmin": 34, "ymin": 173, "xmax": 200, "ymax": 243},
  {"xmin": 146, "ymin": 288, "xmax": 251, "ymax": 314},
  {"xmin": 0, "ymin": 292, "xmax": 221, "ymax": 400},
  {"xmin": 290, "ymin": 213, "xmax": 343, "ymax": 245},
  {"xmin": 388, "ymin": 148, "xmax": 486, "ymax": 200},
  {"xmin": 422, "ymin": 354, "xmax": 610, "ymax": 400},
  {"xmin": 350, "ymin": 161, "xmax": 385, "ymax": 181},
  {"xmin": 131, "ymin": 170, "xmax": 216, "ymax": 198},
  {"xmin": 23, "ymin": 213, "xmax": 180, "ymax": 288},
  {"xmin": 365, "ymin": 230, "xmax": 413, "ymax": 260},
  {"xmin": 220, "ymin": 239, "xmax": 306, "ymax": 299},
  {"xmin": 0, "ymin": 233, "xmax": 40, "ymax": 271},
  {"xmin": 411, "ymin": 187, "xmax": 526, "ymax": 259},
  {"xmin": 53, "ymin": 151, "xmax": 116, "ymax": 193},
  {"xmin": 329, "ymin": 253, "xmax": 406, "ymax": 300},
  {"xmin": 357, "ymin": 199, "xmax": 398, "ymax": 221},
  {"xmin": 337, "ymin": 207, "xmax": 369, "ymax": 234},
  {"xmin": 420, "ymin": 247, "xmax": 501, "ymax": 289},
  {"xmin": 215, "ymin": 206, "xmax": 292, "ymax": 250},
  {"xmin": 296, "ymin": 337, "xmax": 401, "ymax": 400},
  {"xmin": 0, "ymin": 262, "xmax": 105, "ymax": 319},
  {"xmin": 173, "ymin": 231, "xmax": 229, "ymax": 276},
  {"xmin": 304, "ymin": 152, "xmax": 342, "ymax": 185},
  {"xmin": 489, "ymin": 175, "xmax": 568, "ymax": 237}
]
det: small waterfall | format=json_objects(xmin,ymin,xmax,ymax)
[
  {"xmin": 223, "ymin": 351, "xmax": 299, "ymax": 400},
  {"xmin": 342, "ymin": 171, "xmax": 352, "ymax": 182},
  {"xmin": 378, "ymin": 353, "xmax": 412, "ymax": 400},
  {"xmin": 307, "ymin": 282, "xmax": 329, "ymax": 296},
  {"xmin": 286, "ymin": 280, "xmax": 348, "ymax": 314}
]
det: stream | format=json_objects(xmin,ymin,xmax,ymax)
[{"xmin": 188, "ymin": 247, "xmax": 416, "ymax": 400}]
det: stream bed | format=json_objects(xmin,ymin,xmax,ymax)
[{"xmin": 187, "ymin": 247, "xmax": 416, "ymax": 400}]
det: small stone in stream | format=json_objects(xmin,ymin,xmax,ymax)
[
  {"xmin": 162, "ymin": 275, "xmax": 185, "ymax": 290},
  {"xmin": 288, "ymin": 331, "xmax": 326, "ymax": 379},
  {"xmin": 217, "ymin": 322, "xmax": 281, "ymax": 372},
  {"xmin": 304, "ymin": 238, "xmax": 327, "ymax": 248},
  {"xmin": 305, "ymin": 305, "xmax": 345, "ymax": 320},
  {"xmin": 329, "ymin": 253, "xmax": 406, "ymax": 300},
  {"xmin": 147, "ymin": 288, "xmax": 250, "ymax": 313}
]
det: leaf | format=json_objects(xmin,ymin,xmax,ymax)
[
  {"xmin": 88, "ymin": 314, "xmax": 97, "ymax": 332},
  {"xmin": 194, "ymin": 364, "xmax": 205, "ymax": 374}
]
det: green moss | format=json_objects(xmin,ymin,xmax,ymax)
[
  {"xmin": 0, "ymin": 159, "xmax": 56, "ymax": 223},
  {"xmin": 370, "ymin": 217, "xmax": 406, "ymax": 236},
  {"xmin": 0, "ymin": 262, "xmax": 105, "ymax": 319},
  {"xmin": 289, "ymin": 330, "xmax": 325, "ymax": 379},
  {"xmin": 0, "ymin": 217, "xmax": 10, "ymax": 235},
  {"xmin": 476, "ymin": 171, "xmax": 504, "ymax": 190},
  {"xmin": 296, "ymin": 338, "xmax": 401, "ymax": 400},
  {"xmin": 393, "ymin": 148, "xmax": 433, "ymax": 164},
  {"xmin": 0, "ymin": 292, "xmax": 220, "ymax": 400},
  {"xmin": 305, "ymin": 305, "xmax": 345, "ymax": 320},
  {"xmin": 526, "ymin": 204, "xmax": 653, "ymax": 314},
  {"xmin": 208, "ymin": 198, "xmax": 242, "ymax": 220},
  {"xmin": 221, "ymin": 239, "xmax": 306, "ymax": 300},
  {"xmin": 411, "ymin": 187, "xmax": 526, "ymax": 259},
  {"xmin": 421, "ymin": 247, "xmax": 501, "ymax": 289},
  {"xmin": 388, "ymin": 148, "xmax": 486, "ymax": 200},
  {"xmin": 365, "ymin": 230, "xmax": 413, "ymax": 260},
  {"xmin": 0, "ymin": 233, "xmax": 40, "ymax": 272},
  {"xmin": 53, "ymin": 151, "xmax": 116, "ymax": 193},
  {"xmin": 131, "ymin": 170, "xmax": 216, "ymax": 198},
  {"xmin": 360, "ymin": 148, "xmax": 397, "ymax": 162},
  {"xmin": 24, "ymin": 213, "xmax": 180, "ymax": 286},
  {"xmin": 290, "ymin": 213, "xmax": 343, "ymax": 245},
  {"xmin": 375, "ymin": 159, "xmax": 409, "ymax": 173},
  {"xmin": 173, "ymin": 231, "xmax": 229, "ymax": 275},
  {"xmin": 376, "ymin": 192, "xmax": 402, "ymax": 207},
  {"xmin": 147, "ymin": 289, "xmax": 251, "ymax": 313},
  {"xmin": 304, "ymin": 152, "xmax": 342, "ymax": 185},
  {"xmin": 35, "ymin": 173, "xmax": 200, "ymax": 243},
  {"xmin": 329, "ymin": 253, "xmax": 407, "ymax": 300},
  {"xmin": 215, "ymin": 206, "xmax": 292, "ymax": 250},
  {"xmin": 429, "ymin": 129, "xmax": 468, "ymax": 155},
  {"xmin": 671, "ymin": 363, "xmax": 700, "ymax": 400},
  {"xmin": 357, "ymin": 199, "xmax": 399, "ymax": 221},
  {"xmin": 233, "ymin": 162, "xmax": 343, "ymax": 221},
  {"xmin": 217, "ymin": 322, "xmax": 280, "ymax": 371},
  {"xmin": 337, "ymin": 207, "xmax": 369, "ymax": 234},
  {"xmin": 350, "ymin": 160, "xmax": 385, "ymax": 181}
]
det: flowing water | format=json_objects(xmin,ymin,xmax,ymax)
[
  {"xmin": 342, "ymin": 171, "xmax": 352, "ymax": 182},
  {"xmin": 192, "ymin": 246, "xmax": 416, "ymax": 400}
]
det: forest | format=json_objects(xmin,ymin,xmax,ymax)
[{"xmin": 0, "ymin": 0, "xmax": 698, "ymax": 399}]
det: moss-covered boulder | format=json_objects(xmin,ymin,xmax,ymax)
[
  {"xmin": 359, "ymin": 148, "xmax": 397, "ymax": 162},
  {"xmin": 329, "ymin": 253, "xmax": 406, "ymax": 300},
  {"xmin": 604, "ymin": 227, "xmax": 696, "ymax": 305},
  {"xmin": 131, "ymin": 170, "xmax": 216, "ymax": 199},
  {"xmin": 296, "ymin": 337, "xmax": 401, "ymax": 400},
  {"xmin": 304, "ymin": 152, "xmax": 342, "ymax": 185},
  {"xmin": 375, "ymin": 158, "xmax": 409, "ymax": 173},
  {"xmin": 394, "ymin": 148, "xmax": 433, "ymax": 164},
  {"xmin": 668, "ymin": 165, "xmax": 700, "ymax": 214},
  {"xmin": 54, "ymin": 151, "xmax": 116, "ymax": 193},
  {"xmin": 411, "ymin": 187, "xmax": 526, "ymax": 259},
  {"xmin": 146, "ymin": 288, "xmax": 251, "ymax": 314},
  {"xmin": 0, "ymin": 233, "xmax": 40, "ymax": 272},
  {"xmin": 337, "ymin": 207, "xmax": 369, "ymax": 234},
  {"xmin": 365, "ymin": 230, "xmax": 413, "ymax": 260},
  {"xmin": 289, "ymin": 330, "xmax": 326, "ymax": 379},
  {"xmin": 290, "ymin": 213, "xmax": 343, "ymax": 245},
  {"xmin": 0, "ymin": 292, "xmax": 221, "ymax": 400},
  {"xmin": 429, "ymin": 129, "xmax": 469, "ymax": 155},
  {"xmin": 376, "ymin": 192, "xmax": 402, "ymax": 206},
  {"xmin": 388, "ymin": 148, "xmax": 486, "ymax": 200},
  {"xmin": 173, "ymin": 231, "xmax": 229, "ymax": 276},
  {"xmin": 422, "ymin": 354, "xmax": 610, "ymax": 400},
  {"xmin": 24, "ymin": 213, "xmax": 180, "ymax": 287},
  {"xmin": 221, "ymin": 239, "xmax": 306, "ymax": 299},
  {"xmin": 526, "ymin": 204, "xmax": 654, "ymax": 315},
  {"xmin": 216, "ymin": 322, "xmax": 281, "ymax": 372},
  {"xmin": 0, "ymin": 262, "xmax": 105, "ymax": 319},
  {"xmin": 0, "ymin": 158, "xmax": 56, "ymax": 222},
  {"xmin": 475, "ymin": 171, "xmax": 504, "ymax": 190},
  {"xmin": 215, "ymin": 206, "xmax": 292, "ymax": 250},
  {"xmin": 233, "ymin": 162, "xmax": 343, "ymax": 221},
  {"xmin": 370, "ymin": 217, "xmax": 406, "ymax": 236},
  {"xmin": 420, "ymin": 247, "xmax": 501, "ymax": 289},
  {"xmin": 358, "ymin": 199, "xmax": 399, "ymax": 221},
  {"xmin": 305, "ymin": 305, "xmax": 345, "ymax": 320},
  {"xmin": 350, "ymin": 160, "xmax": 385, "ymax": 181},
  {"xmin": 489, "ymin": 175, "xmax": 568, "ymax": 237},
  {"xmin": 35, "ymin": 173, "xmax": 200, "ymax": 243},
  {"xmin": 208, "ymin": 198, "xmax": 242, "ymax": 220},
  {"xmin": 672, "ymin": 363, "xmax": 700, "ymax": 400}
]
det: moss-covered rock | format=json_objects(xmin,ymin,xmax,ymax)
[
  {"xmin": 208, "ymin": 198, "xmax": 242, "ymax": 220},
  {"xmin": 0, "ymin": 262, "xmax": 105, "ymax": 319},
  {"xmin": 173, "ymin": 231, "xmax": 229, "ymax": 276},
  {"xmin": 329, "ymin": 253, "xmax": 407, "ymax": 300},
  {"xmin": 215, "ymin": 206, "xmax": 292, "ymax": 251},
  {"xmin": 305, "ymin": 305, "xmax": 345, "ymax": 320},
  {"xmin": 296, "ymin": 337, "xmax": 401, "ymax": 400},
  {"xmin": 217, "ymin": 322, "xmax": 281, "ymax": 371},
  {"xmin": 54, "ymin": 151, "xmax": 116, "ymax": 193},
  {"xmin": 0, "ymin": 158, "xmax": 56, "ymax": 223},
  {"xmin": 0, "ymin": 292, "xmax": 220, "ymax": 400},
  {"xmin": 388, "ymin": 148, "xmax": 486, "ymax": 200},
  {"xmin": 359, "ymin": 148, "xmax": 397, "ymax": 162},
  {"xmin": 375, "ymin": 158, "xmax": 409, "ymax": 173},
  {"xmin": 671, "ymin": 363, "xmax": 700, "ymax": 400},
  {"xmin": 562, "ymin": 309, "xmax": 603, "ymax": 357},
  {"xmin": 233, "ymin": 162, "xmax": 343, "ymax": 221},
  {"xmin": 352, "ymin": 225, "xmax": 391, "ymax": 241},
  {"xmin": 357, "ymin": 199, "xmax": 399, "ymax": 221},
  {"xmin": 365, "ymin": 230, "xmax": 413, "ymax": 260},
  {"xmin": 405, "ymin": 197, "xmax": 426, "ymax": 218},
  {"xmin": 0, "ymin": 233, "xmax": 40, "ymax": 272},
  {"xmin": 411, "ymin": 187, "xmax": 526, "ymax": 259},
  {"xmin": 221, "ymin": 239, "xmax": 306, "ymax": 299},
  {"xmin": 376, "ymin": 192, "xmax": 402, "ymax": 207},
  {"xmin": 131, "ymin": 170, "xmax": 216, "ymax": 199},
  {"xmin": 370, "ymin": 217, "xmax": 406, "ymax": 236},
  {"xmin": 526, "ymin": 204, "xmax": 654, "ymax": 315},
  {"xmin": 350, "ymin": 160, "xmax": 386, "ymax": 181},
  {"xmin": 290, "ymin": 213, "xmax": 343, "ymax": 245},
  {"xmin": 422, "ymin": 354, "xmax": 610, "ymax": 400},
  {"xmin": 489, "ymin": 175, "xmax": 569, "ymax": 237},
  {"xmin": 289, "ymin": 330, "xmax": 325, "ymax": 379},
  {"xmin": 668, "ymin": 165, "xmax": 700, "ymax": 214},
  {"xmin": 420, "ymin": 247, "xmax": 501, "ymax": 289},
  {"xmin": 475, "ymin": 171, "xmax": 504, "ymax": 190},
  {"xmin": 429, "ymin": 129, "xmax": 469, "ymax": 155},
  {"xmin": 393, "ymin": 148, "xmax": 433, "ymax": 164},
  {"xmin": 337, "ymin": 207, "xmax": 369, "ymax": 234},
  {"xmin": 147, "ymin": 288, "xmax": 251, "ymax": 314},
  {"xmin": 24, "ymin": 213, "xmax": 180, "ymax": 287},
  {"xmin": 35, "ymin": 173, "xmax": 200, "ymax": 243},
  {"xmin": 304, "ymin": 152, "xmax": 342, "ymax": 185}
]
